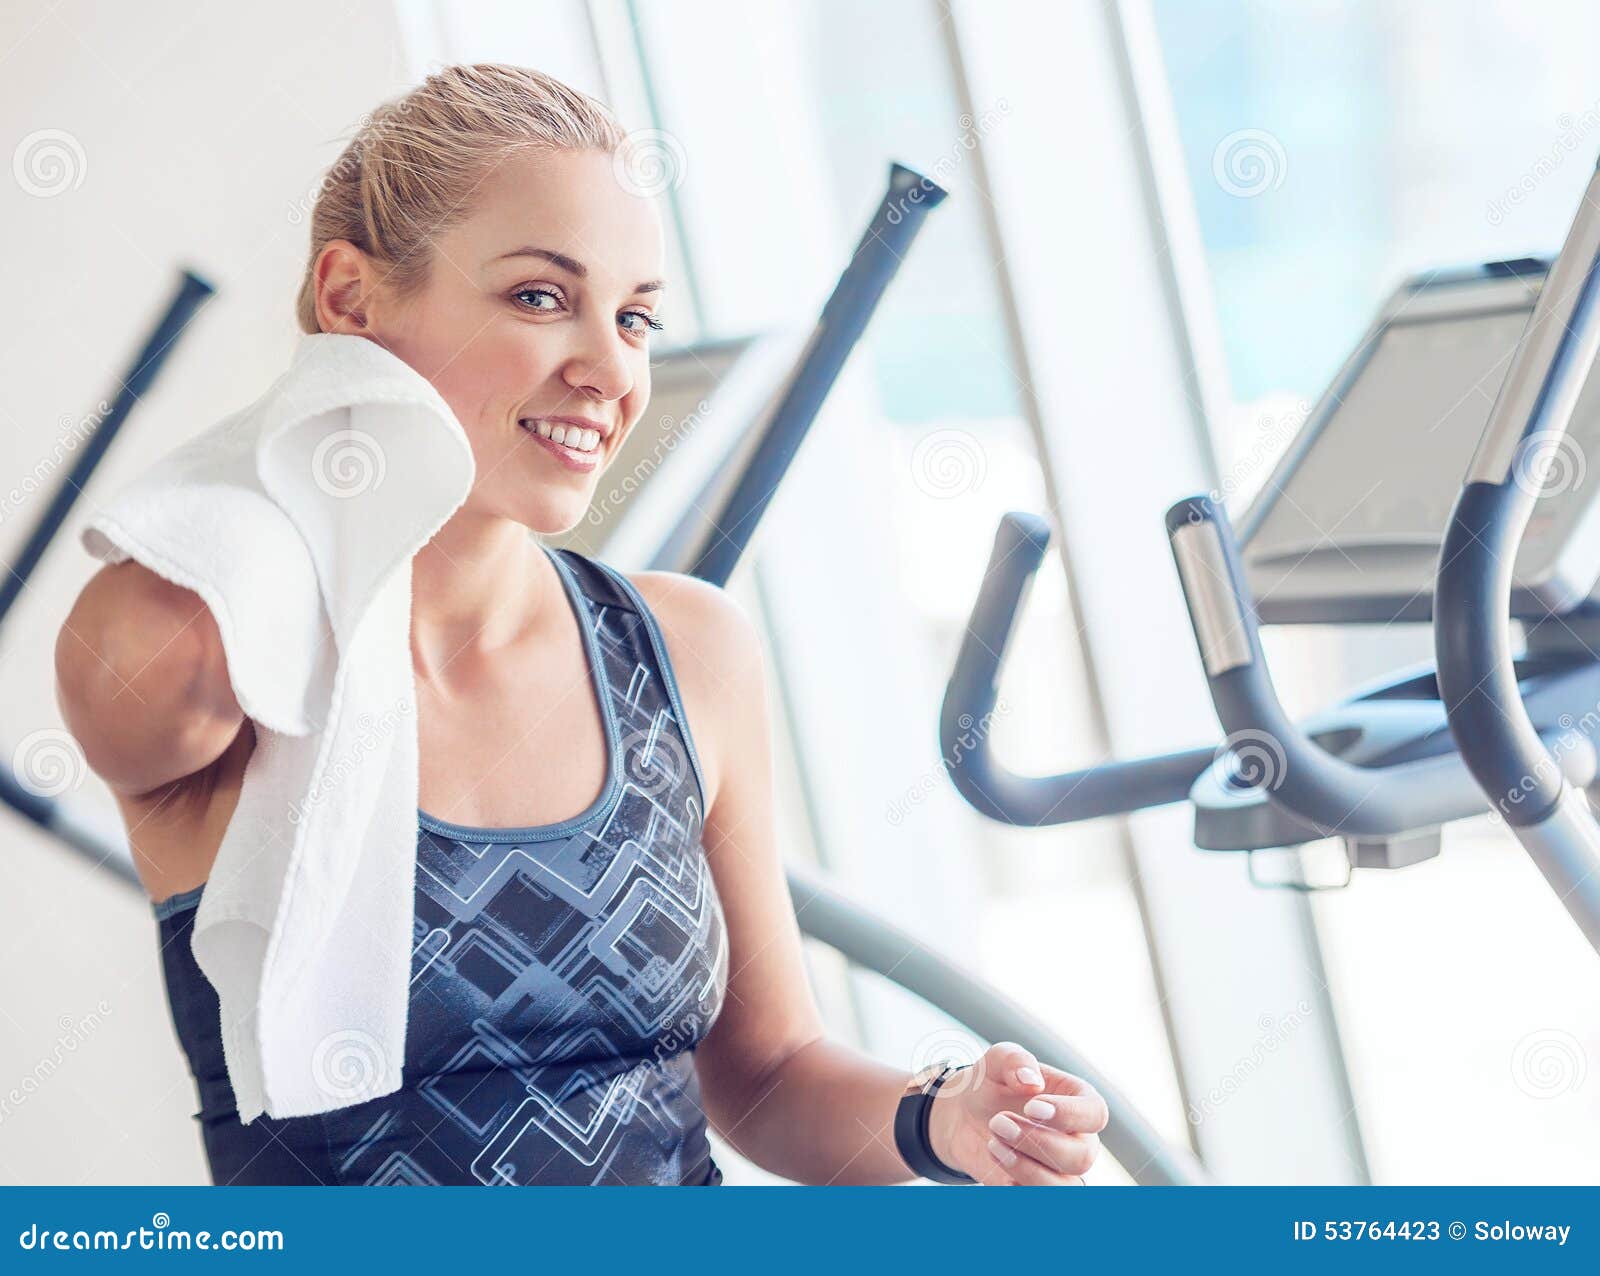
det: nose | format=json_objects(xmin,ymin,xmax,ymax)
[{"xmin": 559, "ymin": 314, "xmax": 634, "ymax": 405}]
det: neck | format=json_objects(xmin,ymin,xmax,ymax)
[{"xmin": 409, "ymin": 508, "xmax": 558, "ymax": 682}]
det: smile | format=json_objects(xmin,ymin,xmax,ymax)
[
  {"xmin": 519, "ymin": 419, "xmax": 605, "ymax": 472},
  {"xmin": 521, "ymin": 419, "xmax": 603, "ymax": 452}
]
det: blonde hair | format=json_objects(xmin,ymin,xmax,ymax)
[{"xmin": 294, "ymin": 63, "xmax": 626, "ymax": 333}]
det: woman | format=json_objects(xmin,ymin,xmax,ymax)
[{"xmin": 54, "ymin": 63, "xmax": 1106, "ymax": 1186}]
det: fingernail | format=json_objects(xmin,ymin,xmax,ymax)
[
  {"xmin": 989, "ymin": 1112, "xmax": 1021, "ymax": 1141},
  {"xmin": 988, "ymin": 1137, "xmax": 1017, "ymax": 1166},
  {"xmin": 1023, "ymin": 1097, "xmax": 1054, "ymax": 1121},
  {"xmin": 1017, "ymin": 1066, "xmax": 1044, "ymax": 1087}
]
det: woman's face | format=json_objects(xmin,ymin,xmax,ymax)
[{"xmin": 371, "ymin": 147, "xmax": 666, "ymax": 536}]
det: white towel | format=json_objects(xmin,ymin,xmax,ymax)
[{"xmin": 81, "ymin": 331, "xmax": 477, "ymax": 1122}]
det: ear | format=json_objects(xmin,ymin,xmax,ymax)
[{"xmin": 313, "ymin": 239, "xmax": 378, "ymax": 336}]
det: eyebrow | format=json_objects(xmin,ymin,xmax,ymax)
[{"xmin": 492, "ymin": 245, "xmax": 665, "ymax": 294}]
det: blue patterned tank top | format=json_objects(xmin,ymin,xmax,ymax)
[{"xmin": 150, "ymin": 547, "xmax": 730, "ymax": 1185}]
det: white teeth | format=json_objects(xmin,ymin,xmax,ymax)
[{"xmin": 524, "ymin": 420, "xmax": 602, "ymax": 454}]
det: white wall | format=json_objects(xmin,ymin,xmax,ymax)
[
  {"xmin": 0, "ymin": 0, "xmax": 803, "ymax": 1187},
  {"xmin": 0, "ymin": 0, "xmax": 423, "ymax": 1185}
]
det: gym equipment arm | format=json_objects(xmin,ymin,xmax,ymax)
[
  {"xmin": 685, "ymin": 163, "xmax": 948, "ymax": 585},
  {"xmin": 940, "ymin": 511, "xmax": 1236, "ymax": 826},
  {"xmin": 1166, "ymin": 494, "xmax": 1595, "ymax": 839},
  {"xmin": 1437, "ymin": 157, "xmax": 1600, "ymax": 958}
]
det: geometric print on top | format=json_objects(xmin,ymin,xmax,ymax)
[{"xmin": 150, "ymin": 546, "xmax": 730, "ymax": 1185}]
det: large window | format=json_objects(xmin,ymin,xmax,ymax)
[
  {"xmin": 1150, "ymin": 0, "xmax": 1600, "ymax": 1182},
  {"xmin": 1154, "ymin": 0, "xmax": 1600, "ymax": 479},
  {"xmin": 628, "ymin": 0, "xmax": 1186, "ymax": 1179}
]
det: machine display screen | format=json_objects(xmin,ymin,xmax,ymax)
[{"xmin": 1245, "ymin": 296, "xmax": 1600, "ymax": 620}]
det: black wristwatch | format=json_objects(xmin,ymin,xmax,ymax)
[{"xmin": 894, "ymin": 1060, "xmax": 976, "ymax": 1184}]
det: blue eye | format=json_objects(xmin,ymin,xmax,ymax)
[
  {"xmin": 620, "ymin": 311, "xmax": 665, "ymax": 335},
  {"xmin": 514, "ymin": 287, "xmax": 563, "ymax": 311}
]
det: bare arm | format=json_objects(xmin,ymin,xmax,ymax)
[
  {"xmin": 634, "ymin": 571, "xmax": 918, "ymax": 1184},
  {"xmin": 636, "ymin": 570, "xmax": 1108, "ymax": 1187},
  {"xmin": 54, "ymin": 560, "xmax": 243, "ymax": 800}
]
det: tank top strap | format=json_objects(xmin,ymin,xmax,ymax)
[
  {"xmin": 547, "ymin": 544, "xmax": 637, "ymax": 614},
  {"xmin": 546, "ymin": 546, "xmax": 712, "ymax": 825}
]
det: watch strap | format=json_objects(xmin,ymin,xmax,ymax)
[{"xmin": 894, "ymin": 1063, "xmax": 976, "ymax": 1185}]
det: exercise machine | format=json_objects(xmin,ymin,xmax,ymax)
[
  {"xmin": 1435, "ymin": 160, "xmax": 1600, "ymax": 957},
  {"xmin": 941, "ymin": 158, "xmax": 1600, "ymax": 1179},
  {"xmin": 946, "ymin": 241, "xmax": 1600, "ymax": 899}
]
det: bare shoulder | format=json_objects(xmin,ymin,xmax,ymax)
[
  {"xmin": 624, "ymin": 570, "xmax": 764, "ymax": 678},
  {"xmin": 624, "ymin": 571, "xmax": 768, "ymax": 805}
]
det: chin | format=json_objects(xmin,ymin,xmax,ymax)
[{"xmin": 522, "ymin": 499, "xmax": 592, "ymax": 538}]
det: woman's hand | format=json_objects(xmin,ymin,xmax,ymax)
[{"xmin": 926, "ymin": 1042, "xmax": 1109, "ymax": 1185}]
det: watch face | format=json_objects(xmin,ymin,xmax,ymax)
[{"xmin": 904, "ymin": 1061, "xmax": 950, "ymax": 1096}]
